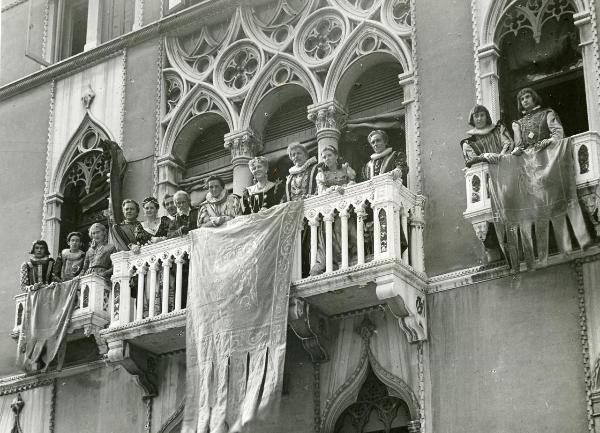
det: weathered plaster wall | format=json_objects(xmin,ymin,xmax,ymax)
[
  {"xmin": 121, "ymin": 40, "xmax": 161, "ymax": 203},
  {"xmin": 54, "ymin": 365, "xmax": 146, "ymax": 432},
  {"xmin": 0, "ymin": 85, "xmax": 51, "ymax": 376},
  {"xmin": 0, "ymin": 3, "xmax": 42, "ymax": 85},
  {"xmin": 415, "ymin": 0, "xmax": 483, "ymax": 276},
  {"xmin": 428, "ymin": 264, "xmax": 587, "ymax": 433}
]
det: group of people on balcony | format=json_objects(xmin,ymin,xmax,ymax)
[
  {"xmin": 21, "ymin": 128, "xmax": 407, "ymax": 290},
  {"xmin": 460, "ymin": 87, "xmax": 564, "ymax": 166}
]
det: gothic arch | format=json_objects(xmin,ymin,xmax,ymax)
[
  {"xmin": 50, "ymin": 111, "xmax": 115, "ymax": 194},
  {"xmin": 238, "ymin": 53, "xmax": 321, "ymax": 132},
  {"xmin": 481, "ymin": 0, "xmax": 587, "ymax": 46},
  {"xmin": 320, "ymin": 332, "xmax": 419, "ymax": 433},
  {"xmin": 323, "ymin": 20, "xmax": 412, "ymax": 104},
  {"xmin": 161, "ymin": 82, "xmax": 239, "ymax": 159}
]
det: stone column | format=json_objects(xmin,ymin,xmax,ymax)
[
  {"xmin": 224, "ymin": 129, "xmax": 263, "ymax": 197},
  {"xmin": 399, "ymin": 71, "xmax": 417, "ymax": 191},
  {"xmin": 477, "ymin": 44, "xmax": 501, "ymax": 122},
  {"xmin": 307, "ymin": 100, "xmax": 347, "ymax": 161},
  {"xmin": 84, "ymin": 0, "xmax": 103, "ymax": 52},
  {"xmin": 43, "ymin": 192, "xmax": 64, "ymax": 256},
  {"xmin": 575, "ymin": 11, "xmax": 600, "ymax": 132},
  {"xmin": 156, "ymin": 155, "xmax": 183, "ymax": 205}
]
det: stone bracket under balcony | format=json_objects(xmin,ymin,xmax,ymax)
[
  {"xmin": 289, "ymin": 297, "xmax": 330, "ymax": 363},
  {"xmin": 107, "ymin": 339, "xmax": 158, "ymax": 398},
  {"xmin": 292, "ymin": 258, "xmax": 428, "ymax": 342},
  {"xmin": 463, "ymin": 131, "xmax": 600, "ymax": 261}
]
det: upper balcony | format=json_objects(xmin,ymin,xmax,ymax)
[
  {"xmin": 463, "ymin": 131, "xmax": 600, "ymax": 262},
  {"xmin": 97, "ymin": 173, "xmax": 428, "ymax": 367}
]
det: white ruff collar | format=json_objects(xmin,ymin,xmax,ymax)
[
  {"xmin": 467, "ymin": 124, "xmax": 495, "ymax": 136},
  {"xmin": 248, "ymin": 181, "xmax": 275, "ymax": 194},
  {"xmin": 288, "ymin": 157, "xmax": 316, "ymax": 175},
  {"xmin": 205, "ymin": 189, "xmax": 227, "ymax": 204},
  {"xmin": 370, "ymin": 147, "xmax": 393, "ymax": 161}
]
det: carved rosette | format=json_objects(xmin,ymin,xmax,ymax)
[
  {"xmin": 214, "ymin": 40, "xmax": 264, "ymax": 101},
  {"xmin": 224, "ymin": 130, "xmax": 264, "ymax": 164},
  {"xmin": 307, "ymin": 101, "xmax": 347, "ymax": 133},
  {"xmin": 382, "ymin": 0, "xmax": 412, "ymax": 36},
  {"xmin": 293, "ymin": 8, "xmax": 349, "ymax": 70}
]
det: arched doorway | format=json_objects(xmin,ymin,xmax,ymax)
[
  {"xmin": 497, "ymin": 0, "xmax": 587, "ymax": 135},
  {"xmin": 334, "ymin": 365, "xmax": 412, "ymax": 433}
]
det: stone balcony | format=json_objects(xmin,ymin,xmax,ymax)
[
  {"xmin": 463, "ymin": 131, "xmax": 600, "ymax": 256},
  {"xmin": 12, "ymin": 274, "xmax": 111, "ymax": 354},
  {"xmin": 96, "ymin": 173, "xmax": 427, "ymax": 374}
]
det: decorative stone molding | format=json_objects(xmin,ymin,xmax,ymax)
[
  {"xmin": 213, "ymin": 39, "xmax": 264, "ymax": 102},
  {"xmin": 307, "ymin": 100, "xmax": 347, "ymax": 133},
  {"xmin": 293, "ymin": 8, "xmax": 350, "ymax": 71},
  {"xmin": 288, "ymin": 297, "xmax": 329, "ymax": 363},
  {"xmin": 328, "ymin": 0, "xmax": 383, "ymax": 20},
  {"xmin": 224, "ymin": 129, "xmax": 263, "ymax": 161},
  {"xmin": 240, "ymin": 0, "xmax": 316, "ymax": 53},
  {"xmin": 382, "ymin": 0, "xmax": 412, "ymax": 36},
  {"xmin": 107, "ymin": 340, "xmax": 158, "ymax": 399}
]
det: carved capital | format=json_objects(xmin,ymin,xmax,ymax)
[
  {"xmin": 289, "ymin": 297, "xmax": 329, "ymax": 363},
  {"xmin": 375, "ymin": 274, "xmax": 427, "ymax": 342},
  {"xmin": 472, "ymin": 221, "xmax": 489, "ymax": 243},
  {"xmin": 307, "ymin": 101, "xmax": 347, "ymax": 133},
  {"xmin": 224, "ymin": 129, "xmax": 263, "ymax": 163},
  {"xmin": 107, "ymin": 340, "xmax": 158, "ymax": 398}
]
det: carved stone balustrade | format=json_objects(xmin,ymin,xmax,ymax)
[
  {"xmin": 12, "ymin": 274, "xmax": 111, "ymax": 353},
  {"xmin": 100, "ymin": 173, "xmax": 428, "ymax": 360},
  {"xmin": 464, "ymin": 131, "xmax": 600, "ymax": 254}
]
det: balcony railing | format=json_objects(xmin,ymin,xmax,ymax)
[
  {"xmin": 98, "ymin": 173, "xmax": 427, "ymax": 357},
  {"xmin": 12, "ymin": 274, "xmax": 111, "ymax": 352},
  {"xmin": 464, "ymin": 131, "xmax": 600, "ymax": 244}
]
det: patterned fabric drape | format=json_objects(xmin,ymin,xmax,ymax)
[
  {"xmin": 488, "ymin": 138, "xmax": 591, "ymax": 269},
  {"xmin": 17, "ymin": 279, "xmax": 79, "ymax": 371},
  {"xmin": 182, "ymin": 201, "xmax": 303, "ymax": 433}
]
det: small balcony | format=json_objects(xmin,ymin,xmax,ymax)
[
  {"xmin": 12, "ymin": 274, "xmax": 111, "ymax": 353},
  {"xmin": 99, "ymin": 173, "xmax": 428, "ymax": 366},
  {"xmin": 463, "ymin": 131, "xmax": 600, "ymax": 255}
]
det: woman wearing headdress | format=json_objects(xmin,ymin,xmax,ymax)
[
  {"xmin": 511, "ymin": 87, "xmax": 564, "ymax": 155},
  {"xmin": 460, "ymin": 105, "xmax": 513, "ymax": 167},
  {"xmin": 20, "ymin": 240, "xmax": 56, "ymax": 291},
  {"xmin": 242, "ymin": 156, "xmax": 285, "ymax": 214},
  {"xmin": 53, "ymin": 232, "xmax": 85, "ymax": 282},
  {"xmin": 134, "ymin": 197, "xmax": 171, "ymax": 246},
  {"xmin": 310, "ymin": 146, "xmax": 358, "ymax": 275},
  {"xmin": 81, "ymin": 223, "xmax": 117, "ymax": 280},
  {"xmin": 284, "ymin": 142, "xmax": 318, "ymax": 202}
]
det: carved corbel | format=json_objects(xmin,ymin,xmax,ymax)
[
  {"xmin": 11, "ymin": 393, "xmax": 24, "ymax": 433},
  {"xmin": 107, "ymin": 340, "xmax": 158, "ymax": 399},
  {"xmin": 288, "ymin": 297, "xmax": 329, "ymax": 363},
  {"xmin": 83, "ymin": 324, "xmax": 108, "ymax": 355},
  {"xmin": 375, "ymin": 274, "xmax": 427, "ymax": 343},
  {"xmin": 578, "ymin": 185, "xmax": 600, "ymax": 236}
]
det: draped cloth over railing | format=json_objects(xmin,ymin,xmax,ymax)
[
  {"xmin": 182, "ymin": 202, "xmax": 303, "ymax": 433},
  {"xmin": 488, "ymin": 138, "xmax": 591, "ymax": 269},
  {"xmin": 16, "ymin": 279, "xmax": 79, "ymax": 371}
]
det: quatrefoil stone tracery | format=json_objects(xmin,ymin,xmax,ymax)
[
  {"xmin": 214, "ymin": 41, "xmax": 263, "ymax": 99},
  {"xmin": 295, "ymin": 9, "xmax": 348, "ymax": 69}
]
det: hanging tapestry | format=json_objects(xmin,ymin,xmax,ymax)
[
  {"xmin": 17, "ymin": 279, "xmax": 79, "ymax": 371},
  {"xmin": 182, "ymin": 201, "xmax": 303, "ymax": 433},
  {"xmin": 488, "ymin": 138, "xmax": 591, "ymax": 269}
]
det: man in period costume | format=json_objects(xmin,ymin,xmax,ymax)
[
  {"xmin": 362, "ymin": 129, "xmax": 408, "ymax": 183},
  {"xmin": 197, "ymin": 176, "xmax": 241, "ymax": 228},
  {"xmin": 167, "ymin": 190, "xmax": 199, "ymax": 237},
  {"xmin": 460, "ymin": 105, "xmax": 513, "ymax": 167},
  {"xmin": 20, "ymin": 240, "xmax": 56, "ymax": 291},
  {"xmin": 163, "ymin": 194, "xmax": 178, "ymax": 220}
]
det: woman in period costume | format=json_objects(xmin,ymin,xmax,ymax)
[
  {"xmin": 197, "ymin": 175, "xmax": 241, "ymax": 227},
  {"xmin": 135, "ymin": 197, "xmax": 171, "ymax": 246},
  {"xmin": 362, "ymin": 129, "xmax": 408, "ymax": 182},
  {"xmin": 460, "ymin": 105, "xmax": 513, "ymax": 167},
  {"xmin": 242, "ymin": 156, "xmax": 285, "ymax": 214},
  {"xmin": 284, "ymin": 142, "xmax": 318, "ymax": 202},
  {"xmin": 310, "ymin": 146, "xmax": 357, "ymax": 276},
  {"xmin": 111, "ymin": 199, "xmax": 144, "ymax": 251},
  {"xmin": 54, "ymin": 232, "xmax": 85, "ymax": 282},
  {"xmin": 20, "ymin": 240, "xmax": 56, "ymax": 291},
  {"xmin": 511, "ymin": 87, "xmax": 564, "ymax": 155},
  {"xmin": 81, "ymin": 223, "xmax": 117, "ymax": 280}
]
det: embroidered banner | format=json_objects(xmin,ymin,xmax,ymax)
[
  {"xmin": 182, "ymin": 201, "xmax": 303, "ymax": 433},
  {"xmin": 17, "ymin": 279, "xmax": 79, "ymax": 371},
  {"xmin": 488, "ymin": 138, "xmax": 591, "ymax": 269}
]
